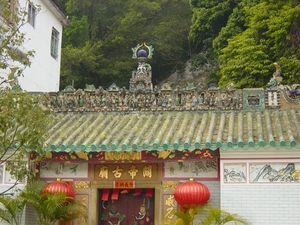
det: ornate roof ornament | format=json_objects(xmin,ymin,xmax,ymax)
[
  {"xmin": 130, "ymin": 43, "xmax": 154, "ymax": 93},
  {"xmin": 131, "ymin": 43, "xmax": 154, "ymax": 59},
  {"xmin": 266, "ymin": 62, "xmax": 283, "ymax": 89}
]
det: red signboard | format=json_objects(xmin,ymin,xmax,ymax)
[{"xmin": 113, "ymin": 180, "xmax": 135, "ymax": 189}]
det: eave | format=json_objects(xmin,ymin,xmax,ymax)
[{"xmin": 41, "ymin": 0, "xmax": 69, "ymax": 25}]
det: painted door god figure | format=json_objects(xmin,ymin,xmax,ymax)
[
  {"xmin": 102, "ymin": 204, "xmax": 126, "ymax": 225},
  {"xmin": 133, "ymin": 199, "xmax": 152, "ymax": 225}
]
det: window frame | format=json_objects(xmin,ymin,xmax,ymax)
[
  {"xmin": 27, "ymin": 2, "xmax": 36, "ymax": 27},
  {"xmin": 50, "ymin": 27, "xmax": 59, "ymax": 59}
]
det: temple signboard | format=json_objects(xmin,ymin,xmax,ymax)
[{"xmin": 94, "ymin": 164, "xmax": 159, "ymax": 181}]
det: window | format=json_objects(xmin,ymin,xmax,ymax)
[
  {"xmin": 27, "ymin": 3, "xmax": 36, "ymax": 27},
  {"xmin": 51, "ymin": 28, "xmax": 59, "ymax": 59}
]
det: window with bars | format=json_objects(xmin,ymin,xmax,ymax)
[
  {"xmin": 51, "ymin": 28, "xmax": 59, "ymax": 59},
  {"xmin": 28, "ymin": 3, "xmax": 36, "ymax": 27}
]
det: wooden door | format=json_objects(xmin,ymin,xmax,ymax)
[{"xmin": 99, "ymin": 189, "xmax": 154, "ymax": 225}]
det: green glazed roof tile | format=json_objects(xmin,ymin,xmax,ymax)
[{"xmin": 44, "ymin": 109, "xmax": 300, "ymax": 152}]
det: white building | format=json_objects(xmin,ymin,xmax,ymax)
[{"xmin": 16, "ymin": 0, "xmax": 69, "ymax": 92}]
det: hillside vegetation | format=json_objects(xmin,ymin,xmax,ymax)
[{"xmin": 57, "ymin": 0, "xmax": 300, "ymax": 89}]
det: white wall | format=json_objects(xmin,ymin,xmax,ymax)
[
  {"xmin": 17, "ymin": 0, "xmax": 66, "ymax": 92},
  {"xmin": 193, "ymin": 181, "xmax": 221, "ymax": 224},
  {"xmin": 220, "ymin": 154, "xmax": 300, "ymax": 225},
  {"xmin": 202, "ymin": 181, "xmax": 220, "ymax": 208},
  {"xmin": 221, "ymin": 184, "xmax": 300, "ymax": 225}
]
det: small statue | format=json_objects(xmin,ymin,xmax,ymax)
[{"xmin": 267, "ymin": 62, "xmax": 283, "ymax": 89}]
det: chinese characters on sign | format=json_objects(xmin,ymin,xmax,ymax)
[
  {"xmin": 99, "ymin": 166, "xmax": 109, "ymax": 179},
  {"xmin": 114, "ymin": 180, "xmax": 135, "ymax": 189},
  {"xmin": 164, "ymin": 195, "xmax": 175, "ymax": 220},
  {"xmin": 143, "ymin": 165, "xmax": 152, "ymax": 178},
  {"xmin": 95, "ymin": 164, "xmax": 156, "ymax": 180},
  {"xmin": 128, "ymin": 165, "xmax": 139, "ymax": 179},
  {"xmin": 112, "ymin": 166, "xmax": 123, "ymax": 178}
]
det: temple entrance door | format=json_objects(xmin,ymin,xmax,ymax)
[{"xmin": 98, "ymin": 189, "xmax": 154, "ymax": 225}]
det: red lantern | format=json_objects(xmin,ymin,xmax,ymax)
[
  {"xmin": 42, "ymin": 178, "xmax": 75, "ymax": 199},
  {"xmin": 174, "ymin": 178, "xmax": 210, "ymax": 208},
  {"xmin": 41, "ymin": 179, "xmax": 75, "ymax": 225}
]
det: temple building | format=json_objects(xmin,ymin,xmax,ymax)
[{"xmin": 35, "ymin": 44, "xmax": 300, "ymax": 225}]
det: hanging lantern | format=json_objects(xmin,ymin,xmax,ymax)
[
  {"xmin": 174, "ymin": 178, "xmax": 210, "ymax": 208},
  {"xmin": 41, "ymin": 178, "xmax": 75, "ymax": 199}
]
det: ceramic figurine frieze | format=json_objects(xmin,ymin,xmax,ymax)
[{"xmin": 41, "ymin": 48, "xmax": 300, "ymax": 112}]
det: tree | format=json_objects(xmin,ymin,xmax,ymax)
[
  {"xmin": 0, "ymin": 89, "xmax": 50, "ymax": 194},
  {"xmin": 59, "ymin": 0, "xmax": 193, "ymax": 89},
  {"xmin": 212, "ymin": 0, "xmax": 259, "ymax": 55},
  {"xmin": 188, "ymin": 0, "xmax": 240, "ymax": 85},
  {"xmin": 216, "ymin": 0, "xmax": 300, "ymax": 88},
  {"xmin": 188, "ymin": 0, "xmax": 300, "ymax": 88},
  {"xmin": 218, "ymin": 30, "xmax": 271, "ymax": 88},
  {"xmin": 189, "ymin": 0, "xmax": 238, "ymax": 45},
  {"xmin": 0, "ymin": 0, "xmax": 49, "ymax": 195}
]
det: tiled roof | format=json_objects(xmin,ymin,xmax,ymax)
[{"xmin": 45, "ymin": 109, "xmax": 300, "ymax": 152}]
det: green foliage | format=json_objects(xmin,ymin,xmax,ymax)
[
  {"xmin": 62, "ymin": 16, "xmax": 89, "ymax": 47},
  {"xmin": 20, "ymin": 181, "xmax": 87, "ymax": 225},
  {"xmin": 0, "ymin": 180, "xmax": 87, "ymax": 225},
  {"xmin": 0, "ymin": 195, "xmax": 26, "ymax": 225},
  {"xmin": 21, "ymin": 190, "xmax": 87, "ymax": 225},
  {"xmin": 189, "ymin": 0, "xmax": 238, "ymax": 45},
  {"xmin": 0, "ymin": 0, "xmax": 49, "ymax": 196},
  {"xmin": 0, "ymin": 181, "xmax": 45, "ymax": 225},
  {"xmin": 215, "ymin": 0, "xmax": 300, "ymax": 88},
  {"xmin": 218, "ymin": 31, "xmax": 272, "ymax": 88},
  {"xmin": 212, "ymin": 0, "xmax": 259, "ymax": 55},
  {"xmin": 161, "ymin": 206, "xmax": 249, "ymax": 225},
  {"xmin": 60, "ymin": 0, "xmax": 193, "ymax": 89},
  {"xmin": 60, "ymin": 0, "xmax": 300, "ymax": 89},
  {"xmin": 279, "ymin": 56, "xmax": 300, "ymax": 84},
  {"xmin": 199, "ymin": 206, "xmax": 250, "ymax": 225},
  {"xmin": 0, "ymin": 89, "xmax": 50, "ymax": 193}
]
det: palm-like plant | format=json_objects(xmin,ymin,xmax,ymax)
[
  {"xmin": 199, "ymin": 206, "xmax": 249, "ymax": 225},
  {"xmin": 0, "ymin": 180, "xmax": 87, "ymax": 225},
  {"xmin": 172, "ymin": 206, "xmax": 200, "ymax": 225},
  {"xmin": 161, "ymin": 205, "xmax": 249, "ymax": 225},
  {"xmin": 19, "ymin": 181, "xmax": 87, "ymax": 225},
  {"xmin": 21, "ymin": 191, "xmax": 86, "ymax": 225},
  {"xmin": 0, "ymin": 180, "xmax": 45, "ymax": 225},
  {"xmin": 0, "ymin": 195, "xmax": 25, "ymax": 225}
]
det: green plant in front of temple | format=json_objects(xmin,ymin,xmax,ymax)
[
  {"xmin": 0, "ymin": 180, "xmax": 87, "ymax": 225},
  {"xmin": 161, "ymin": 205, "xmax": 249, "ymax": 225},
  {"xmin": 0, "ymin": 194, "xmax": 26, "ymax": 225},
  {"xmin": 20, "ymin": 181, "xmax": 87, "ymax": 225}
]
